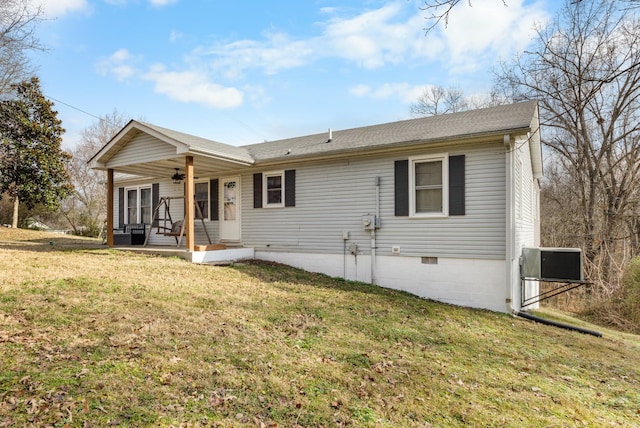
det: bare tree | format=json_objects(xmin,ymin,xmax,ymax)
[
  {"xmin": 420, "ymin": 0, "xmax": 640, "ymax": 33},
  {"xmin": 0, "ymin": 0, "xmax": 43, "ymax": 96},
  {"xmin": 495, "ymin": 0, "xmax": 640, "ymax": 295},
  {"xmin": 420, "ymin": 0, "xmax": 508, "ymax": 32},
  {"xmin": 410, "ymin": 85, "xmax": 468, "ymax": 117},
  {"xmin": 62, "ymin": 110, "xmax": 129, "ymax": 236},
  {"xmin": 409, "ymin": 85, "xmax": 504, "ymax": 117}
]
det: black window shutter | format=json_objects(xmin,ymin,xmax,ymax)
[
  {"xmin": 210, "ymin": 179, "xmax": 219, "ymax": 221},
  {"xmin": 253, "ymin": 173, "xmax": 263, "ymax": 208},
  {"xmin": 118, "ymin": 187, "xmax": 125, "ymax": 228},
  {"xmin": 152, "ymin": 183, "xmax": 159, "ymax": 226},
  {"xmin": 394, "ymin": 160, "xmax": 409, "ymax": 216},
  {"xmin": 285, "ymin": 169, "xmax": 296, "ymax": 207},
  {"xmin": 449, "ymin": 155, "xmax": 465, "ymax": 216}
]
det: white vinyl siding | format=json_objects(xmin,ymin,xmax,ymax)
[
  {"xmin": 242, "ymin": 142, "xmax": 507, "ymax": 259},
  {"xmin": 109, "ymin": 133, "xmax": 177, "ymax": 167},
  {"xmin": 514, "ymin": 135, "xmax": 538, "ymax": 249},
  {"xmin": 112, "ymin": 141, "xmax": 513, "ymax": 259},
  {"xmin": 515, "ymin": 157, "xmax": 523, "ymax": 220}
]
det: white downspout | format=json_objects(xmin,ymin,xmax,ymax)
[{"xmin": 504, "ymin": 135, "xmax": 516, "ymax": 313}]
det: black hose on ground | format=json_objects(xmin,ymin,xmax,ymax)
[{"xmin": 516, "ymin": 311, "xmax": 602, "ymax": 337}]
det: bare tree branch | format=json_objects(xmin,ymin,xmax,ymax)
[
  {"xmin": 62, "ymin": 110, "xmax": 130, "ymax": 236},
  {"xmin": 420, "ymin": 0, "xmax": 640, "ymax": 34},
  {"xmin": 494, "ymin": 0, "xmax": 640, "ymax": 295},
  {"xmin": 0, "ymin": 0, "xmax": 44, "ymax": 96},
  {"xmin": 420, "ymin": 0, "xmax": 507, "ymax": 33}
]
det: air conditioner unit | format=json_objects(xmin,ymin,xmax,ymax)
[{"xmin": 521, "ymin": 247, "xmax": 584, "ymax": 281}]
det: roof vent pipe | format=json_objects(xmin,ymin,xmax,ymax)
[{"xmin": 327, "ymin": 128, "xmax": 332, "ymax": 143}]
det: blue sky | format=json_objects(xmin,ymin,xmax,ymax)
[{"xmin": 34, "ymin": 0, "xmax": 553, "ymax": 149}]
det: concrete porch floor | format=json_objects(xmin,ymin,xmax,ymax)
[{"xmin": 114, "ymin": 244, "xmax": 255, "ymax": 264}]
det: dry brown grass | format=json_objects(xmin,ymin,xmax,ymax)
[{"xmin": 1, "ymin": 228, "xmax": 639, "ymax": 427}]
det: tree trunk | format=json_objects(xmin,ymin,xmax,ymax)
[{"xmin": 11, "ymin": 195, "xmax": 19, "ymax": 228}]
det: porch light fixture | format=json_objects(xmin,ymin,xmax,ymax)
[{"xmin": 172, "ymin": 168, "xmax": 185, "ymax": 184}]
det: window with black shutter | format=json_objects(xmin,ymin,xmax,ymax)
[
  {"xmin": 394, "ymin": 154, "xmax": 465, "ymax": 217},
  {"xmin": 254, "ymin": 170, "xmax": 296, "ymax": 208}
]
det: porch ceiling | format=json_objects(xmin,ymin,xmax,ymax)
[{"xmin": 108, "ymin": 155, "xmax": 250, "ymax": 179}]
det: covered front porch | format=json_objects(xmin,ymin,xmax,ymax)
[{"xmin": 89, "ymin": 120, "xmax": 256, "ymax": 254}]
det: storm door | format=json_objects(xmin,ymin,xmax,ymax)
[{"xmin": 219, "ymin": 177, "xmax": 241, "ymax": 241}]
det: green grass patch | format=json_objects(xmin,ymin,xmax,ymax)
[{"xmin": 1, "ymin": 229, "xmax": 639, "ymax": 426}]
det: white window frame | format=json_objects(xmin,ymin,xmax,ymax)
[
  {"xmin": 409, "ymin": 154, "xmax": 449, "ymax": 218},
  {"xmin": 194, "ymin": 180, "xmax": 210, "ymax": 220},
  {"xmin": 124, "ymin": 185, "xmax": 152, "ymax": 224},
  {"xmin": 263, "ymin": 171, "xmax": 285, "ymax": 208}
]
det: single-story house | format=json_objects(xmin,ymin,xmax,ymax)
[{"xmin": 90, "ymin": 100, "xmax": 542, "ymax": 313}]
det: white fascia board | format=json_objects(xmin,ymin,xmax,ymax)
[{"xmin": 187, "ymin": 147, "xmax": 255, "ymax": 166}]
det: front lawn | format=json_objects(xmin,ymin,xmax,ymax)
[{"xmin": 1, "ymin": 229, "xmax": 639, "ymax": 427}]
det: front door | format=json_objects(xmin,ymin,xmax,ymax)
[{"xmin": 220, "ymin": 177, "xmax": 241, "ymax": 241}]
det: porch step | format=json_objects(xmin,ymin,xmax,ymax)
[
  {"xmin": 194, "ymin": 244, "xmax": 227, "ymax": 251},
  {"xmin": 190, "ymin": 246, "xmax": 255, "ymax": 264},
  {"xmin": 200, "ymin": 260, "xmax": 235, "ymax": 266}
]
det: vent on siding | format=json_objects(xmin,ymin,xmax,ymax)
[{"xmin": 421, "ymin": 256, "xmax": 438, "ymax": 265}]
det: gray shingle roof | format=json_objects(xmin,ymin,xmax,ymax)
[
  {"xmin": 242, "ymin": 100, "xmax": 538, "ymax": 162},
  {"xmin": 139, "ymin": 122, "xmax": 254, "ymax": 164},
  {"xmin": 100, "ymin": 101, "xmax": 537, "ymax": 166}
]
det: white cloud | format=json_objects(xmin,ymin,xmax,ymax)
[
  {"xmin": 193, "ymin": 1, "xmax": 548, "ymax": 78},
  {"xmin": 40, "ymin": 0, "xmax": 88, "ymax": 17},
  {"xmin": 319, "ymin": 7, "xmax": 338, "ymax": 15},
  {"xmin": 95, "ymin": 49, "xmax": 137, "ymax": 81},
  {"xmin": 440, "ymin": 0, "xmax": 549, "ymax": 72},
  {"xmin": 94, "ymin": 1, "xmax": 550, "ymax": 112},
  {"xmin": 322, "ymin": 3, "xmax": 427, "ymax": 69},
  {"xmin": 169, "ymin": 30, "xmax": 184, "ymax": 43},
  {"xmin": 349, "ymin": 84, "xmax": 371, "ymax": 97},
  {"xmin": 111, "ymin": 49, "xmax": 133, "ymax": 62},
  {"xmin": 149, "ymin": 0, "xmax": 178, "ymax": 6},
  {"xmin": 200, "ymin": 3, "xmax": 426, "ymax": 75},
  {"xmin": 243, "ymin": 85, "xmax": 271, "ymax": 109},
  {"xmin": 102, "ymin": 0, "xmax": 177, "ymax": 5},
  {"xmin": 201, "ymin": 31, "xmax": 315, "ymax": 79},
  {"xmin": 350, "ymin": 83, "xmax": 428, "ymax": 103},
  {"xmin": 96, "ymin": 48, "xmax": 244, "ymax": 109},
  {"xmin": 144, "ymin": 65, "xmax": 243, "ymax": 109},
  {"xmin": 103, "ymin": 0, "xmax": 177, "ymax": 4}
]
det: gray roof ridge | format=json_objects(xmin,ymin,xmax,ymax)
[
  {"xmin": 137, "ymin": 121, "xmax": 254, "ymax": 163},
  {"xmin": 241, "ymin": 100, "xmax": 538, "ymax": 162},
  {"xmin": 240, "ymin": 100, "xmax": 537, "ymax": 149}
]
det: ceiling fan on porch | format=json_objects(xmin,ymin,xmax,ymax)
[
  {"xmin": 171, "ymin": 168, "xmax": 198, "ymax": 184},
  {"xmin": 171, "ymin": 168, "xmax": 186, "ymax": 184}
]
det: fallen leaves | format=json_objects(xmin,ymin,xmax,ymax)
[
  {"xmin": 1, "ymin": 235, "xmax": 640, "ymax": 427},
  {"xmin": 208, "ymin": 390, "xmax": 237, "ymax": 409},
  {"xmin": 2, "ymin": 387, "xmax": 78, "ymax": 426}
]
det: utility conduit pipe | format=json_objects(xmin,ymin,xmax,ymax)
[
  {"xmin": 516, "ymin": 311, "xmax": 602, "ymax": 337},
  {"xmin": 371, "ymin": 176, "xmax": 380, "ymax": 285}
]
